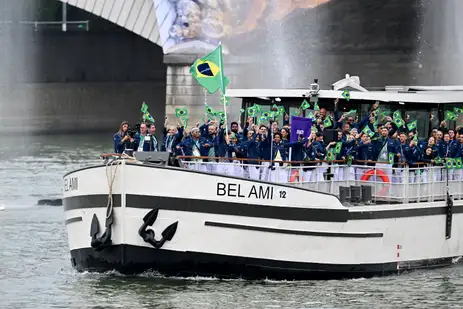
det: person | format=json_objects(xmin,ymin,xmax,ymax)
[{"xmin": 113, "ymin": 121, "xmax": 136, "ymax": 154}]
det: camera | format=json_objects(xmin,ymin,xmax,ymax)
[{"xmin": 127, "ymin": 128, "xmax": 137, "ymax": 138}]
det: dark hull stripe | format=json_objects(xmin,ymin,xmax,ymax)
[
  {"xmin": 64, "ymin": 195, "xmax": 122, "ymax": 211},
  {"xmin": 69, "ymin": 245, "xmax": 461, "ymax": 280},
  {"xmin": 205, "ymin": 221, "xmax": 383, "ymax": 238},
  {"xmin": 126, "ymin": 195, "xmax": 348, "ymax": 222},
  {"xmin": 350, "ymin": 205, "xmax": 463, "ymax": 220},
  {"xmin": 65, "ymin": 216, "xmax": 82, "ymax": 225},
  {"xmin": 63, "ymin": 194, "xmax": 463, "ymax": 221}
]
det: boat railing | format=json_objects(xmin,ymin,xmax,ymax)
[{"xmin": 177, "ymin": 156, "xmax": 462, "ymax": 205}]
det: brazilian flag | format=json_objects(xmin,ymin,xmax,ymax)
[
  {"xmin": 216, "ymin": 111, "xmax": 226, "ymax": 121},
  {"xmin": 301, "ymin": 99, "xmax": 310, "ymax": 110},
  {"xmin": 324, "ymin": 117, "xmax": 332, "ymax": 128},
  {"xmin": 334, "ymin": 142, "xmax": 342, "ymax": 154},
  {"xmin": 190, "ymin": 45, "xmax": 229, "ymax": 94},
  {"xmin": 141, "ymin": 102, "xmax": 148, "ymax": 113},
  {"xmin": 278, "ymin": 106, "xmax": 285, "ymax": 115},
  {"xmin": 342, "ymin": 89, "xmax": 351, "ymax": 101},
  {"xmin": 326, "ymin": 149, "xmax": 335, "ymax": 161},
  {"xmin": 455, "ymin": 157, "xmax": 463, "ymax": 169},
  {"xmin": 175, "ymin": 108, "xmax": 188, "ymax": 118},
  {"xmin": 446, "ymin": 158, "xmax": 455, "ymax": 169},
  {"xmin": 143, "ymin": 112, "xmax": 154, "ymax": 123},
  {"xmin": 446, "ymin": 110, "xmax": 457, "ymax": 121},
  {"xmin": 435, "ymin": 157, "xmax": 443, "ymax": 164},
  {"xmin": 205, "ymin": 105, "xmax": 215, "ymax": 117},
  {"xmin": 262, "ymin": 111, "xmax": 271, "ymax": 118},
  {"xmin": 407, "ymin": 120, "xmax": 417, "ymax": 131},
  {"xmin": 388, "ymin": 153, "xmax": 394, "ymax": 165},
  {"xmin": 362, "ymin": 125, "xmax": 374, "ymax": 137},
  {"xmin": 247, "ymin": 106, "xmax": 257, "ymax": 117}
]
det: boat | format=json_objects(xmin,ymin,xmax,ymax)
[{"xmin": 63, "ymin": 81, "xmax": 463, "ymax": 280}]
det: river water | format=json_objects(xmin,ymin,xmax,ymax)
[{"xmin": 0, "ymin": 135, "xmax": 463, "ymax": 309}]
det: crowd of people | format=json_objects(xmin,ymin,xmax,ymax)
[{"xmin": 113, "ymin": 99, "xmax": 463, "ymax": 184}]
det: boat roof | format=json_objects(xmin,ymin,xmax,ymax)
[{"xmin": 227, "ymin": 87, "xmax": 463, "ymax": 104}]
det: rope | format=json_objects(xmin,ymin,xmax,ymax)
[{"xmin": 104, "ymin": 158, "xmax": 119, "ymax": 220}]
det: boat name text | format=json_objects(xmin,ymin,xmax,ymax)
[
  {"xmin": 64, "ymin": 177, "xmax": 78, "ymax": 192},
  {"xmin": 217, "ymin": 182, "xmax": 281, "ymax": 200}
]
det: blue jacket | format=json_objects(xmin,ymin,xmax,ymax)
[
  {"xmin": 113, "ymin": 132, "xmax": 136, "ymax": 154},
  {"xmin": 178, "ymin": 137, "xmax": 213, "ymax": 159},
  {"xmin": 356, "ymin": 142, "xmax": 376, "ymax": 163}
]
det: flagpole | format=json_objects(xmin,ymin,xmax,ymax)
[{"xmin": 217, "ymin": 42, "xmax": 228, "ymax": 137}]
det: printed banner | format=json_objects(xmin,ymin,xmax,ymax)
[{"xmin": 290, "ymin": 116, "xmax": 312, "ymax": 142}]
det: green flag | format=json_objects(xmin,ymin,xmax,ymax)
[
  {"xmin": 141, "ymin": 102, "xmax": 148, "ymax": 113},
  {"xmin": 240, "ymin": 108, "xmax": 245, "ymax": 114},
  {"xmin": 334, "ymin": 142, "xmax": 342, "ymax": 154},
  {"xmin": 388, "ymin": 153, "xmax": 394, "ymax": 165},
  {"xmin": 455, "ymin": 157, "xmax": 462, "ymax": 169},
  {"xmin": 247, "ymin": 106, "xmax": 257, "ymax": 117},
  {"xmin": 454, "ymin": 107, "xmax": 463, "ymax": 114},
  {"xmin": 326, "ymin": 149, "xmax": 335, "ymax": 161},
  {"xmin": 175, "ymin": 108, "xmax": 188, "ymax": 118},
  {"xmin": 446, "ymin": 158, "xmax": 455, "ymax": 169},
  {"xmin": 307, "ymin": 111, "xmax": 315, "ymax": 120},
  {"xmin": 342, "ymin": 89, "xmax": 351, "ymax": 101},
  {"xmin": 300, "ymin": 99, "xmax": 310, "ymax": 110},
  {"xmin": 323, "ymin": 117, "xmax": 332, "ymax": 128},
  {"xmin": 216, "ymin": 111, "xmax": 226, "ymax": 121},
  {"xmin": 190, "ymin": 44, "xmax": 229, "ymax": 94},
  {"xmin": 143, "ymin": 112, "xmax": 154, "ymax": 123},
  {"xmin": 205, "ymin": 105, "xmax": 215, "ymax": 116},
  {"xmin": 344, "ymin": 109, "xmax": 357, "ymax": 117},
  {"xmin": 220, "ymin": 96, "xmax": 230, "ymax": 106},
  {"xmin": 313, "ymin": 101, "xmax": 320, "ymax": 111},
  {"xmin": 407, "ymin": 120, "xmax": 417, "ymax": 131},
  {"xmin": 446, "ymin": 111, "xmax": 457, "ymax": 121},
  {"xmin": 278, "ymin": 106, "xmax": 285, "ymax": 115},
  {"xmin": 362, "ymin": 125, "xmax": 375, "ymax": 137},
  {"xmin": 262, "ymin": 111, "xmax": 271, "ymax": 118}
]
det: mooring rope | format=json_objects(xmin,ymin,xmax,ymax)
[{"xmin": 104, "ymin": 158, "xmax": 119, "ymax": 221}]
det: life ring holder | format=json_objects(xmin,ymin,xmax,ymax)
[{"xmin": 361, "ymin": 169, "xmax": 391, "ymax": 196}]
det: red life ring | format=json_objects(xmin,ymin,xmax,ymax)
[
  {"xmin": 360, "ymin": 169, "xmax": 391, "ymax": 196},
  {"xmin": 289, "ymin": 170, "xmax": 299, "ymax": 182},
  {"xmin": 360, "ymin": 169, "xmax": 390, "ymax": 183}
]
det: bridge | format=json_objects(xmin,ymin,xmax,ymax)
[{"xmin": 59, "ymin": 0, "xmax": 162, "ymax": 46}]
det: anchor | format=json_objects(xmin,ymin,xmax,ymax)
[
  {"xmin": 90, "ymin": 205, "xmax": 114, "ymax": 251},
  {"xmin": 138, "ymin": 208, "xmax": 179, "ymax": 249}
]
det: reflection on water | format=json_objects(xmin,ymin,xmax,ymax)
[{"xmin": 0, "ymin": 134, "xmax": 463, "ymax": 309}]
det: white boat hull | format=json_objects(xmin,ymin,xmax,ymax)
[{"xmin": 63, "ymin": 161, "xmax": 463, "ymax": 279}]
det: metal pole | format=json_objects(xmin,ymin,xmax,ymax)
[{"xmin": 62, "ymin": 2, "xmax": 67, "ymax": 32}]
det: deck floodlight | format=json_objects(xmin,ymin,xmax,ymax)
[{"xmin": 309, "ymin": 78, "xmax": 320, "ymax": 96}]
